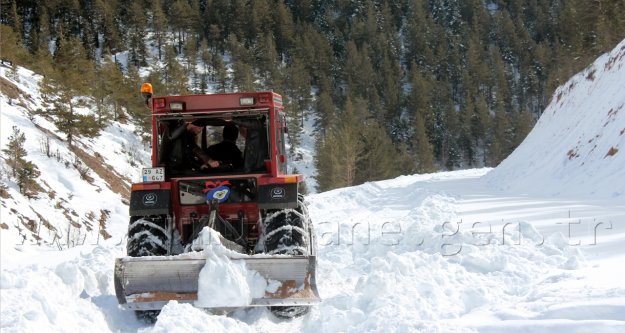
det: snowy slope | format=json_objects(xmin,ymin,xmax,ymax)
[
  {"xmin": 0, "ymin": 65, "xmax": 149, "ymax": 255},
  {"xmin": 483, "ymin": 39, "xmax": 625, "ymax": 199}
]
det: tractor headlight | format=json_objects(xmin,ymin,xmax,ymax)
[
  {"xmin": 239, "ymin": 97, "xmax": 254, "ymax": 106},
  {"xmin": 170, "ymin": 102, "xmax": 184, "ymax": 111}
]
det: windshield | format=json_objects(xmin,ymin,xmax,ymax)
[{"xmin": 155, "ymin": 111, "xmax": 270, "ymax": 177}]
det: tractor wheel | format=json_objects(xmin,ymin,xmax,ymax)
[
  {"xmin": 127, "ymin": 215, "xmax": 171, "ymax": 256},
  {"xmin": 262, "ymin": 197, "xmax": 312, "ymax": 318},
  {"xmin": 126, "ymin": 215, "xmax": 172, "ymax": 323}
]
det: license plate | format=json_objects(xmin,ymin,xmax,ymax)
[{"xmin": 142, "ymin": 167, "xmax": 165, "ymax": 182}]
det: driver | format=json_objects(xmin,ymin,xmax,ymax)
[{"xmin": 200, "ymin": 123, "xmax": 243, "ymax": 170}]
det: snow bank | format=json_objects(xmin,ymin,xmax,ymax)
[
  {"xmin": 0, "ymin": 245, "xmax": 143, "ymax": 333},
  {"xmin": 484, "ymin": 39, "xmax": 625, "ymax": 199},
  {"xmin": 297, "ymin": 175, "xmax": 587, "ymax": 332}
]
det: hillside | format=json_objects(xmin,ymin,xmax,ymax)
[
  {"xmin": 0, "ymin": 65, "xmax": 149, "ymax": 251},
  {"xmin": 483, "ymin": 39, "xmax": 625, "ymax": 198}
]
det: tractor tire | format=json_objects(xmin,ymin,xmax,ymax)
[
  {"xmin": 262, "ymin": 196, "xmax": 312, "ymax": 318},
  {"xmin": 126, "ymin": 215, "xmax": 172, "ymax": 323},
  {"xmin": 127, "ymin": 216, "xmax": 171, "ymax": 256}
]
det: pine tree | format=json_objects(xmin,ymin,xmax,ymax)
[
  {"xmin": 7, "ymin": 0, "xmax": 22, "ymax": 38},
  {"xmin": 1, "ymin": 127, "xmax": 41, "ymax": 196},
  {"xmin": 232, "ymin": 60, "xmax": 255, "ymax": 92},
  {"xmin": 170, "ymin": 0, "xmax": 197, "ymax": 53},
  {"xmin": 294, "ymin": 25, "xmax": 334, "ymax": 87},
  {"xmin": 41, "ymin": 36, "xmax": 101, "ymax": 146},
  {"xmin": 407, "ymin": 62, "xmax": 434, "ymax": 129},
  {"xmin": 314, "ymin": 97, "xmax": 364, "ymax": 192},
  {"xmin": 488, "ymin": 137, "xmax": 504, "ymax": 166},
  {"xmin": 284, "ymin": 56, "xmax": 311, "ymax": 149},
  {"xmin": 17, "ymin": 160, "xmax": 41, "ymax": 197},
  {"xmin": 470, "ymin": 95, "xmax": 491, "ymax": 163},
  {"xmin": 125, "ymin": 65, "xmax": 152, "ymax": 133},
  {"xmin": 151, "ymin": 0, "xmax": 168, "ymax": 61},
  {"xmin": 90, "ymin": 56, "xmax": 128, "ymax": 123},
  {"xmin": 412, "ymin": 114, "xmax": 437, "ymax": 173},
  {"xmin": 256, "ymin": 32, "xmax": 281, "ymax": 88},
  {"xmin": 162, "ymin": 46, "xmax": 189, "ymax": 94},
  {"xmin": 2, "ymin": 126, "xmax": 27, "ymax": 179},
  {"xmin": 458, "ymin": 104, "xmax": 475, "ymax": 166},
  {"xmin": 513, "ymin": 108, "xmax": 535, "ymax": 147},
  {"xmin": 443, "ymin": 106, "xmax": 462, "ymax": 170},
  {"xmin": 31, "ymin": 4, "xmax": 51, "ymax": 55},
  {"xmin": 490, "ymin": 46, "xmax": 511, "ymax": 110},
  {"xmin": 127, "ymin": 1, "xmax": 148, "ymax": 67},
  {"xmin": 93, "ymin": 0, "xmax": 121, "ymax": 54},
  {"xmin": 0, "ymin": 25, "xmax": 28, "ymax": 68},
  {"xmin": 403, "ymin": 0, "xmax": 432, "ymax": 67},
  {"xmin": 314, "ymin": 132, "xmax": 339, "ymax": 192},
  {"xmin": 273, "ymin": 0, "xmax": 295, "ymax": 54},
  {"xmin": 91, "ymin": 63, "xmax": 110, "ymax": 126},
  {"xmin": 488, "ymin": 103, "xmax": 513, "ymax": 165},
  {"xmin": 184, "ymin": 34, "xmax": 199, "ymax": 91},
  {"xmin": 379, "ymin": 52, "xmax": 403, "ymax": 123},
  {"xmin": 212, "ymin": 53, "xmax": 228, "ymax": 93},
  {"xmin": 314, "ymin": 90, "xmax": 335, "ymax": 134},
  {"xmin": 248, "ymin": 0, "xmax": 272, "ymax": 43},
  {"xmin": 199, "ymin": 39, "xmax": 212, "ymax": 80},
  {"xmin": 356, "ymin": 122, "xmax": 404, "ymax": 184}
]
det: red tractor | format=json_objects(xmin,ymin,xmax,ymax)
[{"xmin": 114, "ymin": 85, "xmax": 319, "ymax": 321}]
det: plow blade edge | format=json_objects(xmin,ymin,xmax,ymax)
[{"xmin": 114, "ymin": 256, "xmax": 320, "ymax": 310}]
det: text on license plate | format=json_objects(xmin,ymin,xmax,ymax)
[{"xmin": 142, "ymin": 167, "xmax": 165, "ymax": 182}]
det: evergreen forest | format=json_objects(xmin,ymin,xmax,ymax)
[{"xmin": 1, "ymin": 0, "xmax": 624, "ymax": 192}]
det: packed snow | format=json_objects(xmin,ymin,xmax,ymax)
[{"xmin": 2, "ymin": 40, "xmax": 625, "ymax": 332}]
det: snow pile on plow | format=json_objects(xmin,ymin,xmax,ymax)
[{"xmin": 193, "ymin": 228, "xmax": 281, "ymax": 308}]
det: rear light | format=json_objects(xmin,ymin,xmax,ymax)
[
  {"xmin": 259, "ymin": 94, "xmax": 270, "ymax": 103},
  {"xmin": 131, "ymin": 183, "xmax": 161, "ymax": 190},
  {"xmin": 283, "ymin": 175, "xmax": 298, "ymax": 183},
  {"xmin": 240, "ymin": 97, "xmax": 254, "ymax": 106},
  {"xmin": 153, "ymin": 98, "xmax": 166, "ymax": 108}
]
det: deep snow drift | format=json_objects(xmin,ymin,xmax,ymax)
[{"xmin": 2, "ymin": 39, "xmax": 625, "ymax": 332}]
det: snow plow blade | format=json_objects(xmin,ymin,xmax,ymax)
[{"xmin": 114, "ymin": 255, "xmax": 320, "ymax": 310}]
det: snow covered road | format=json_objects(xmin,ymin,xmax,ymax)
[{"xmin": 3, "ymin": 169, "xmax": 624, "ymax": 332}]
